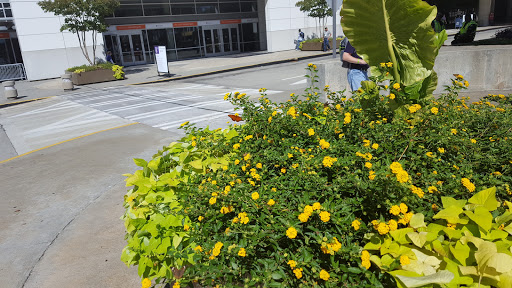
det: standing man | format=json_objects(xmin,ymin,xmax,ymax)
[
  {"xmin": 323, "ymin": 27, "xmax": 332, "ymax": 52},
  {"xmin": 451, "ymin": 12, "xmax": 478, "ymax": 45},
  {"xmin": 296, "ymin": 29, "xmax": 305, "ymax": 50},
  {"xmin": 342, "ymin": 40, "xmax": 369, "ymax": 91}
]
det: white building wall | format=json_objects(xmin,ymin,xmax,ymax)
[
  {"xmin": 265, "ymin": 0, "xmax": 342, "ymax": 52},
  {"xmin": 10, "ymin": 0, "xmax": 103, "ymax": 80}
]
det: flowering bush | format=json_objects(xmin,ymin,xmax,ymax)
[{"xmin": 123, "ymin": 64, "xmax": 512, "ymax": 287}]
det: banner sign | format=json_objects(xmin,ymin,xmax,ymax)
[
  {"xmin": 116, "ymin": 25, "xmax": 146, "ymax": 30},
  {"xmin": 154, "ymin": 46, "xmax": 169, "ymax": 74}
]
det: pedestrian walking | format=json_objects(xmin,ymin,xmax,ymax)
[
  {"xmin": 341, "ymin": 40, "xmax": 369, "ymax": 91},
  {"xmin": 296, "ymin": 29, "xmax": 305, "ymax": 50},
  {"xmin": 323, "ymin": 27, "xmax": 332, "ymax": 52}
]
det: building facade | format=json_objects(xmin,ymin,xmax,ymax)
[{"xmin": 3, "ymin": 0, "xmax": 510, "ymax": 81}]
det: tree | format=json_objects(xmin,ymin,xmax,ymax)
[
  {"xmin": 295, "ymin": 0, "xmax": 332, "ymax": 37},
  {"xmin": 38, "ymin": 0, "xmax": 120, "ymax": 65}
]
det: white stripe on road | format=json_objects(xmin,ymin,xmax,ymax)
[
  {"xmin": 103, "ymin": 95, "xmax": 204, "ymax": 113},
  {"xmin": 290, "ymin": 79, "xmax": 307, "ymax": 85},
  {"xmin": 128, "ymin": 99, "xmax": 229, "ymax": 121},
  {"xmin": 88, "ymin": 97, "xmax": 141, "ymax": 107},
  {"xmin": 157, "ymin": 108, "xmax": 236, "ymax": 130},
  {"xmin": 11, "ymin": 101, "xmax": 80, "ymax": 118},
  {"xmin": 281, "ymin": 75, "xmax": 304, "ymax": 81}
]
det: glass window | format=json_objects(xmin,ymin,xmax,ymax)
[
  {"xmin": 5, "ymin": 8, "xmax": 11, "ymax": 17},
  {"xmin": 242, "ymin": 42, "xmax": 259, "ymax": 52},
  {"xmin": 143, "ymin": 4, "xmax": 170, "ymax": 16},
  {"xmin": 119, "ymin": 0, "xmax": 142, "ymax": 4},
  {"xmin": 171, "ymin": 3, "xmax": 196, "ymax": 15},
  {"xmin": 147, "ymin": 29, "xmax": 169, "ymax": 48},
  {"xmin": 166, "ymin": 50, "xmax": 178, "ymax": 61},
  {"xmin": 174, "ymin": 27, "xmax": 200, "ymax": 48},
  {"xmin": 0, "ymin": 39, "xmax": 11, "ymax": 64},
  {"xmin": 0, "ymin": 10, "xmax": 4, "ymax": 18},
  {"xmin": 176, "ymin": 48, "xmax": 201, "ymax": 59},
  {"xmin": 241, "ymin": 23, "xmax": 258, "ymax": 42},
  {"xmin": 240, "ymin": 1, "xmax": 256, "ymax": 12},
  {"xmin": 219, "ymin": 2, "xmax": 240, "ymax": 13},
  {"xmin": 166, "ymin": 28, "xmax": 177, "ymax": 49},
  {"xmin": 114, "ymin": 5, "xmax": 144, "ymax": 17},
  {"xmin": 196, "ymin": 3, "xmax": 218, "ymax": 14},
  {"xmin": 142, "ymin": 0, "xmax": 169, "ymax": 3}
]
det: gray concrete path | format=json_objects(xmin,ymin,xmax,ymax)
[{"xmin": 0, "ymin": 123, "xmax": 178, "ymax": 288}]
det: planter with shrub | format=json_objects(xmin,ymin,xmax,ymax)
[{"xmin": 67, "ymin": 63, "xmax": 124, "ymax": 85}]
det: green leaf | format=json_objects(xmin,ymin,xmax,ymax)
[
  {"xmin": 341, "ymin": 0, "xmax": 438, "ymax": 87},
  {"xmin": 465, "ymin": 206, "xmax": 493, "ymax": 232},
  {"xmin": 441, "ymin": 197, "xmax": 467, "ymax": 210},
  {"xmin": 189, "ymin": 159, "xmax": 204, "ymax": 170},
  {"xmin": 467, "ymin": 187, "xmax": 500, "ymax": 212},
  {"xmin": 410, "ymin": 213, "xmax": 426, "ymax": 229},
  {"xmin": 147, "ymin": 157, "xmax": 161, "ymax": 171},
  {"xmin": 390, "ymin": 228, "xmax": 415, "ymax": 245},
  {"xmin": 364, "ymin": 234, "xmax": 383, "ymax": 250},
  {"xmin": 271, "ymin": 272, "xmax": 283, "ymax": 280},
  {"xmin": 133, "ymin": 158, "xmax": 148, "ymax": 168},
  {"xmin": 406, "ymin": 232, "xmax": 428, "ymax": 248},
  {"xmin": 449, "ymin": 241, "xmax": 471, "ymax": 266},
  {"xmin": 433, "ymin": 205, "xmax": 463, "ymax": 224},
  {"xmin": 403, "ymin": 248, "xmax": 442, "ymax": 276},
  {"xmin": 395, "ymin": 270, "xmax": 454, "ymax": 287}
]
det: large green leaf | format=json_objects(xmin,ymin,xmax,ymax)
[
  {"xmin": 467, "ymin": 187, "xmax": 500, "ymax": 212},
  {"xmin": 341, "ymin": 0, "xmax": 437, "ymax": 86}
]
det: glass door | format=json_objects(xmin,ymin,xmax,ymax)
[
  {"xmin": 203, "ymin": 25, "xmax": 239, "ymax": 56},
  {"xmin": 117, "ymin": 33, "xmax": 146, "ymax": 66}
]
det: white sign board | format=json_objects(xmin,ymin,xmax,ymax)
[
  {"xmin": 154, "ymin": 46, "xmax": 169, "ymax": 74},
  {"xmin": 327, "ymin": 0, "xmax": 342, "ymax": 11}
]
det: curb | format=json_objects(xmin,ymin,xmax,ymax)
[
  {"xmin": 130, "ymin": 51, "xmax": 336, "ymax": 86},
  {"xmin": 446, "ymin": 25, "xmax": 511, "ymax": 36},
  {"xmin": 0, "ymin": 96, "xmax": 54, "ymax": 109}
]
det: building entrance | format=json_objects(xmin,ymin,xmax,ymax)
[
  {"xmin": 104, "ymin": 32, "xmax": 146, "ymax": 66},
  {"xmin": 203, "ymin": 25, "xmax": 239, "ymax": 56}
]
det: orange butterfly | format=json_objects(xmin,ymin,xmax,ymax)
[{"xmin": 228, "ymin": 114, "xmax": 243, "ymax": 122}]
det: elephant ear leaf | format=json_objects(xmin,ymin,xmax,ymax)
[{"xmin": 341, "ymin": 0, "xmax": 438, "ymax": 87}]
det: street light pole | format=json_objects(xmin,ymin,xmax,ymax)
[{"xmin": 332, "ymin": 0, "xmax": 336, "ymax": 58}]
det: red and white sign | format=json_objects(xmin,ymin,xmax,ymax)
[
  {"xmin": 173, "ymin": 22, "xmax": 198, "ymax": 28},
  {"xmin": 220, "ymin": 19, "xmax": 242, "ymax": 25},
  {"xmin": 0, "ymin": 32, "xmax": 10, "ymax": 39},
  {"xmin": 116, "ymin": 24, "xmax": 146, "ymax": 30}
]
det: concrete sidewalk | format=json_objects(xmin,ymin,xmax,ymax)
[{"xmin": 0, "ymin": 49, "xmax": 332, "ymax": 106}]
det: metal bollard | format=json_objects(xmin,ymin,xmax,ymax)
[
  {"xmin": 3, "ymin": 81, "xmax": 18, "ymax": 99},
  {"xmin": 61, "ymin": 74, "xmax": 74, "ymax": 91}
]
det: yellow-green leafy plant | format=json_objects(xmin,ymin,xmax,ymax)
[
  {"xmin": 121, "ymin": 127, "xmax": 238, "ymax": 286},
  {"xmin": 362, "ymin": 187, "xmax": 512, "ymax": 287},
  {"xmin": 112, "ymin": 64, "xmax": 124, "ymax": 80}
]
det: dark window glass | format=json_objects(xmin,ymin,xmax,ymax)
[
  {"xmin": 143, "ymin": 4, "xmax": 170, "ymax": 16},
  {"xmin": 142, "ymin": 0, "xmax": 169, "ymax": 3},
  {"xmin": 176, "ymin": 48, "xmax": 201, "ymax": 59},
  {"xmin": 3, "ymin": 3, "xmax": 10, "ymax": 7},
  {"xmin": 5, "ymin": 8, "xmax": 12, "ymax": 17},
  {"xmin": 166, "ymin": 50, "xmax": 178, "ymax": 61},
  {"xmin": 170, "ymin": 0, "xmax": 195, "ymax": 2},
  {"xmin": 196, "ymin": 3, "xmax": 218, "ymax": 14},
  {"xmin": 174, "ymin": 27, "xmax": 200, "ymax": 48},
  {"xmin": 242, "ymin": 41, "xmax": 259, "ymax": 52},
  {"xmin": 171, "ymin": 3, "xmax": 195, "ymax": 14},
  {"xmin": 240, "ymin": 1, "xmax": 256, "ymax": 12},
  {"xmin": 119, "ymin": 0, "xmax": 142, "ymax": 4},
  {"xmin": 114, "ymin": 5, "xmax": 144, "ymax": 17},
  {"xmin": 147, "ymin": 29, "xmax": 170, "ymax": 49},
  {"xmin": 0, "ymin": 10, "xmax": 4, "ymax": 18},
  {"xmin": 0, "ymin": 39, "xmax": 10, "ymax": 64},
  {"xmin": 241, "ymin": 23, "xmax": 258, "ymax": 42},
  {"xmin": 166, "ymin": 28, "xmax": 176, "ymax": 49},
  {"xmin": 219, "ymin": 2, "xmax": 239, "ymax": 13}
]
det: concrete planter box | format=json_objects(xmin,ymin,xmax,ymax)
[
  {"xmin": 71, "ymin": 69, "xmax": 117, "ymax": 85},
  {"xmin": 301, "ymin": 39, "xmax": 342, "ymax": 51}
]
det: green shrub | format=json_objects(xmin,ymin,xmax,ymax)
[
  {"xmin": 67, "ymin": 63, "xmax": 125, "ymax": 79},
  {"xmin": 122, "ymin": 64, "xmax": 512, "ymax": 287}
]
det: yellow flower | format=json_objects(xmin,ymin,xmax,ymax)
[
  {"xmin": 211, "ymin": 180, "xmax": 217, "ymax": 185},
  {"xmin": 194, "ymin": 245, "xmax": 203, "ymax": 252},
  {"xmin": 431, "ymin": 107, "xmax": 439, "ymax": 114},
  {"xmin": 352, "ymin": 219, "xmax": 361, "ymax": 230},
  {"xmin": 304, "ymin": 205, "xmax": 314, "ymax": 214},
  {"xmin": 438, "ymin": 147, "xmax": 445, "ymax": 153},
  {"xmin": 361, "ymin": 250, "xmax": 370, "ymax": 261},
  {"xmin": 447, "ymin": 223, "xmax": 457, "ymax": 230},
  {"xmin": 464, "ymin": 80, "xmax": 469, "ymax": 87},
  {"xmin": 451, "ymin": 129, "xmax": 457, "ymax": 135},
  {"xmin": 388, "ymin": 219, "xmax": 398, "ymax": 231},
  {"xmin": 461, "ymin": 178, "xmax": 475, "ymax": 192},
  {"xmin": 377, "ymin": 222, "xmax": 390, "ymax": 235},
  {"xmin": 408, "ymin": 104, "xmax": 421, "ymax": 113},
  {"xmin": 244, "ymin": 153, "xmax": 251, "ymax": 161},
  {"xmin": 285, "ymin": 259, "xmax": 297, "ymax": 269},
  {"xmin": 322, "ymin": 156, "xmax": 337, "ymax": 167},
  {"xmin": 372, "ymin": 143, "xmax": 379, "ymax": 149},
  {"xmin": 368, "ymin": 171, "xmax": 376, "ymax": 180},
  {"xmin": 286, "ymin": 227, "xmax": 298, "ymax": 239},
  {"xmin": 396, "ymin": 170, "xmax": 409, "ymax": 183},
  {"xmin": 319, "ymin": 270, "xmax": 330, "ymax": 281},
  {"xmin": 432, "ymin": 203, "xmax": 439, "ymax": 211},
  {"xmin": 399, "ymin": 203, "xmax": 408, "ymax": 214},
  {"xmin": 209, "ymin": 197, "xmax": 217, "ymax": 205},
  {"xmin": 470, "ymin": 139, "xmax": 476, "ymax": 143},
  {"xmin": 281, "ymin": 168, "xmax": 286, "ymax": 174},
  {"xmin": 180, "ymin": 121, "xmax": 189, "ymax": 127},
  {"xmin": 365, "ymin": 162, "xmax": 372, "ymax": 169},
  {"xmin": 426, "ymin": 152, "xmax": 434, "ymax": 158},
  {"xmin": 267, "ymin": 199, "xmax": 275, "ymax": 206},
  {"xmin": 184, "ymin": 224, "xmax": 190, "ymax": 231},
  {"xmin": 238, "ymin": 248, "xmax": 246, "ymax": 257},
  {"xmin": 389, "ymin": 205, "xmax": 401, "ymax": 216},
  {"xmin": 389, "ymin": 93, "xmax": 396, "ymax": 100},
  {"xmin": 410, "ymin": 185, "xmax": 425, "ymax": 198},
  {"xmin": 362, "ymin": 259, "xmax": 371, "ymax": 269},
  {"xmin": 198, "ymin": 216, "xmax": 204, "ymax": 222},
  {"xmin": 271, "ymin": 188, "xmax": 277, "ymax": 192},
  {"xmin": 363, "ymin": 139, "xmax": 371, "ymax": 147},
  {"xmin": 287, "ymin": 106, "xmax": 298, "ymax": 118},
  {"xmin": 312, "ymin": 202, "xmax": 321, "ymax": 210},
  {"xmin": 344, "ymin": 112, "xmax": 352, "ymax": 124},
  {"xmin": 319, "ymin": 139, "xmax": 330, "ymax": 149},
  {"xmin": 293, "ymin": 268, "xmax": 303, "ymax": 279},
  {"xmin": 390, "ymin": 162, "xmax": 403, "ymax": 173},
  {"xmin": 233, "ymin": 143, "xmax": 240, "ymax": 150},
  {"xmin": 173, "ymin": 282, "xmax": 180, "ymax": 288},
  {"xmin": 268, "ymin": 116, "xmax": 272, "ymax": 123},
  {"xmin": 400, "ymin": 255, "xmax": 410, "ymax": 266},
  {"xmin": 428, "ymin": 186, "xmax": 438, "ymax": 193},
  {"xmin": 251, "ymin": 192, "xmax": 259, "ymax": 200},
  {"xmin": 298, "ymin": 213, "xmax": 310, "ymax": 222},
  {"xmin": 308, "ymin": 128, "xmax": 315, "ymax": 136},
  {"xmin": 393, "ymin": 83, "xmax": 400, "ymax": 90},
  {"xmin": 386, "ymin": 62, "xmax": 393, "ymax": 67},
  {"xmin": 380, "ymin": 62, "xmax": 386, "ymax": 67},
  {"xmin": 235, "ymin": 159, "xmax": 240, "ymax": 165},
  {"xmin": 288, "ymin": 153, "xmax": 293, "ymax": 158},
  {"xmin": 220, "ymin": 206, "xmax": 230, "ymax": 214},
  {"xmin": 141, "ymin": 278, "xmax": 151, "ymax": 288},
  {"xmin": 319, "ymin": 211, "xmax": 330, "ymax": 222}
]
